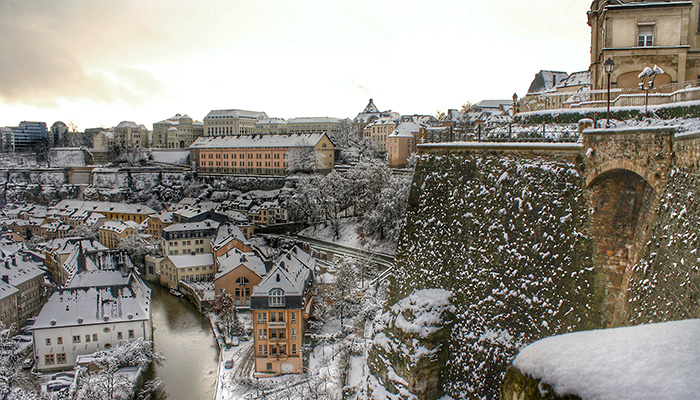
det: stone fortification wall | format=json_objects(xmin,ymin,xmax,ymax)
[{"xmin": 372, "ymin": 145, "xmax": 604, "ymax": 399}]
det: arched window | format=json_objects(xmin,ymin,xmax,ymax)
[
  {"xmin": 269, "ymin": 288, "xmax": 285, "ymax": 307},
  {"xmin": 235, "ymin": 277, "xmax": 249, "ymax": 286}
]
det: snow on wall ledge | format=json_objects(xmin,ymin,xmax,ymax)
[
  {"xmin": 502, "ymin": 319, "xmax": 700, "ymax": 400},
  {"xmin": 375, "ymin": 152, "xmax": 604, "ymax": 399}
]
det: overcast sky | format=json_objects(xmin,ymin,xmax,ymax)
[{"xmin": 0, "ymin": 0, "xmax": 592, "ymax": 130}]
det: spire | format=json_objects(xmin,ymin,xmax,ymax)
[{"xmin": 363, "ymin": 98, "xmax": 379, "ymax": 113}]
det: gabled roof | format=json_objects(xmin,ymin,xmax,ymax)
[
  {"xmin": 527, "ymin": 70, "xmax": 570, "ymax": 95},
  {"xmin": 212, "ymin": 224, "xmax": 247, "ymax": 251},
  {"xmin": 215, "ymin": 247, "xmax": 266, "ymax": 279},
  {"xmin": 168, "ymin": 253, "xmax": 214, "ymax": 269},
  {"xmin": 252, "ymin": 246, "xmax": 313, "ymax": 298}
]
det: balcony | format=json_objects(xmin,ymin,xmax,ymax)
[
  {"xmin": 267, "ymin": 320, "xmax": 285, "ymax": 327},
  {"xmin": 268, "ymin": 336, "xmax": 286, "ymax": 343}
]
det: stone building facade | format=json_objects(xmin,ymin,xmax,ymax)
[{"xmin": 588, "ymin": 0, "xmax": 700, "ymax": 90}]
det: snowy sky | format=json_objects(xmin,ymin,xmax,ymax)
[{"xmin": 0, "ymin": 0, "xmax": 591, "ymax": 130}]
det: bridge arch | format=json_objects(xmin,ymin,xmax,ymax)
[{"xmin": 586, "ymin": 166, "xmax": 658, "ymax": 327}]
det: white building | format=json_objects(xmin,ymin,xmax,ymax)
[{"xmin": 32, "ymin": 270, "xmax": 152, "ymax": 372}]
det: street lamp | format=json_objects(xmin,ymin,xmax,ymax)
[
  {"xmin": 638, "ymin": 65, "xmax": 664, "ymax": 117},
  {"xmin": 604, "ymin": 58, "xmax": 615, "ymax": 128}
]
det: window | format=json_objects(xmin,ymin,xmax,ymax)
[
  {"xmin": 269, "ymin": 288, "xmax": 285, "ymax": 307},
  {"xmin": 117, "ymin": 332, "xmax": 123, "ymax": 340},
  {"xmin": 291, "ymin": 312, "xmax": 296, "ymax": 324},
  {"xmin": 263, "ymin": 329, "xmax": 268, "ymax": 339},
  {"xmin": 129, "ymin": 330, "xmax": 135, "ymax": 339},
  {"xmin": 267, "ymin": 363, "xmax": 272, "ymax": 370},
  {"xmin": 93, "ymin": 334, "xmax": 98, "ymax": 341},
  {"xmin": 258, "ymin": 345, "xmax": 264, "ymax": 355},
  {"xmin": 270, "ymin": 312, "xmax": 276, "ymax": 322},
  {"xmin": 45, "ymin": 354, "xmax": 55, "ymax": 365},
  {"xmin": 58, "ymin": 337, "xmax": 63, "ymax": 344},
  {"xmin": 57, "ymin": 353, "xmax": 66, "ymax": 364},
  {"xmin": 85, "ymin": 335, "xmax": 91, "ymax": 342},
  {"xmin": 262, "ymin": 313, "xmax": 267, "ymax": 323},
  {"xmin": 292, "ymin": 344, "xmax": 297, "ymax": 354},
  {"xmin": 279, "ymin": 312, "xmax": 284, "ymax": 322},
  {"xmin": 638, "ymin": 25, "xmax": 654, "ymax": 47},
  {"xmin": 73, "ymin": 335, "xmax": 81, "ymax": 343},
  {"xmin": 258, "ymin": 329, "xmax": 263, "ymax": 339},
  {"xmin": 292, "ymin": 328, "xmax": 296, "ymax": 339},
  {"xmin": 45, "ymin": 338, "xmax": 51, "ymax": 346}
]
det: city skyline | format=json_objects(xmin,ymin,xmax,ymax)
[{"xmin": 0, "ymin": 0, "xmax": 591, "ymax": 130}]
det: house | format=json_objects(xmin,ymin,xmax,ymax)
[
  {"xmin": 214, "ymin": 247, "xmax": 267, "ymax": 307},
  {"xmin": 114, "ymin": 121, "xmax": 149, "ymax": 149},
  {"xmin": 32, "ymin": 270, "xmax": 152, "ymax": 372},
  {"xmin": 51, "ymin": 200, "xmax": 156, "ymax": 224},
  {"xmin": 152, "ymin": 113, "xmax": 204, "ymax": 149},
  {"xmin": 251, "ymin": 246, "xmax": 314, "ymax": 375},
  {"xmin": 363, "ymin": 117, "xmax": 398, "ymax": 152},
  {"xmin": 145, "ymin": 211, "xmax": 173, "ymax": 238},
  {"xmin": 388, "ymin": 117, "xmax": 424, "ymax": 168},
  {"xmin": 98, "ymin": 220, "xmax": 140, "ymax": 249}
]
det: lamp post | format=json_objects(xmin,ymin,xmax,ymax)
[{"xmin": 604, "ymin": 58, "xmax": 615, "ymax": 128}]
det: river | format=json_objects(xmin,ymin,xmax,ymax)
[{"xmin": 147, "ymin": 282, "xmax": 219, "ymax": 400}]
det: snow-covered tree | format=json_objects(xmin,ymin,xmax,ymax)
[
  {"xmin": 287, "ymin": 139, "xmax": 321, "ymax": 174},
  {"xmin": 72, "ymin": 338, "xmax": 163, "ymax": 400},
  {"xmin": 0, "ymin": 323, "xmax": 33, "ymax": 400},
  {"xmin": 214, "ymin": 292, "xmax": 243, "ymax": 338}
]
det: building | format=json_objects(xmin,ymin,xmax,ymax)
[
  {"xmin": 255, "ymin": 118, "xmax": 289, "ymax": 135},
  {"xmin": 0, "ymin": 249, "xmax": 46, "ymax": 332},
  {"xmin": 52, "ymin": 200, "xmax": 157, "ymax": 224},
  {"xmin": 251, "ymin": 246, "xmax": 314, "ymax": 375},
  {"xmin": 214, "ymin": 247, "xmax": 267, "ymax": 307},
  {"xmin": 98, "ymin": 221, "xmax": 139, "ymax": 249},
  {"xmin": 203, "ymin": 109, "xmax": 268, "ymax": 137},
  {"xmin": 8, "ymin": 121, "xmax": 48, "ymax": 152},
  {"xmin": 286, "ymin": 117, "xmax": 342, "ymax": 137},
  {"xmin": 145, "ymin": 212, "xmax": 174, "ymax": 238},
  {"xmin": 152, "ymin": 113, "xmax": 204, "ymax": 149},
  {"xmin": 161, "ymin": 220, "xmax": 219, "ymax": 256},
  {"xmin": 50, "ymin": 121, "xmax": 69, "ymax": 147},
  {"xmin": 32, "ymin": 270, "xmax": 152, "ymax": 372},
  {"xmin": 588, "ymin": 0, "xmax": 698, "ymax": 90},
  {"xmin": 363, "ymin": 117, "xmax": 398, "ymax": 152},
  {"xmin": 113, "ymin": 121, "xmax": 149, "ymax": 149},
  {"xmin": 190, "ymin": 133, "xmax": 335, "ymax": 175},
  {"xmin": 92, "ymin": 129, "xmax": 115, "ymax": 150},
  {"xmin": 42, "ymin": 238, "xmax": 108, "ymax": 285},
  {"xmin": 354, "ymin": 99, "xmax": 400, "ymax": 127},
  {"xmin": 388, "ymin": 118, "xmax": 424, "ymax": 168},
  {"xmin": 159, "ymin": 253, "xmax": 215, "ymax": 289}
]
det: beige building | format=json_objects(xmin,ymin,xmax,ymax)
[
  {"xmin": 152, "ymin": 113, "xmax": 204, "ymax": 149},
  {"xmin": 98, "ymin": 220, "xmax": 139, "ymax": 249},
  {"xmin": 161, "ymin": 220, "xmax": 219, "ymax": 256},
  {"xmin": 388, "ymin": 118, "xmax": 423, "ymax": 168},
  {"xmin": 190, "ymin": 133, "xmax": 335, "ymax": 175},
  {"xmin": 0, "ymin": 250, "xmax": 45, "ymax": 332},
  {"xmin": 92, "ymin": 130, "xmax": 114, "ymax": 150},
  {"xmin": 255, "ymin": 118, "xmax": 288, "ymax": 135},
  {"xmin": 286, "ymin": 117, "xmax": 341, "ymax": 137},
  {"xmin": 159, "ymin": 254, "xmax": 215, "ymax": 289},
  {"xmin": 114, "ymin": 121, "xmax": 149, "ymax": 149},
  {"xmin": 363, "ymin": 117, "xmax": 397, "ymax": 152},
  {"xmin": 203, "ymin": 109, "xmax": 268, "ymax": 137},
  {"xmin": 588, "ymin": 0, "xmax": 700, "ymax": 90}
]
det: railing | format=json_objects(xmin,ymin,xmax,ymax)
[{"xmin": 521, "ymin": 79, "xmax": 700, "ymax": 113}]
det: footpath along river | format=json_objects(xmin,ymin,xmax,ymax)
[{"xmin": 147, "ymin": 282, "xmax": 219, "ymax": 400}]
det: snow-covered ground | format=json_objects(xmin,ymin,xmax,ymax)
[{"xmin": 299, "ymin": 218, "xmax": 397, "ymax": 256}]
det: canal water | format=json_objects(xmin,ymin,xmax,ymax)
[{"xmin": 147, "ymin": 282, "xmax": 219, "ymax": 400}]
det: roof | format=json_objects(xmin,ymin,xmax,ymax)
[
  {"xmin": 212, "ymin": 224, "xmax": 247, "ymax": 251},
  {"xmin": 33, "ymin": 272, "xmax": 150, "ymax": 330},
  {"xmin": 0, "ymin": 252, "xmax": 45, "ymax": 288},
  {"xmin": 190, "ymin": 133, "xmax": 330, "ymax": 149},
  {"xmin": 558, "ymin": 71, "xmax": 591, "ymax": 88},
  {"xmin": 99, "ymin": 220, "xmax": 139, "ymax": 234},
  {"xmin": 287, "ymin": 117, "xmax": 341, "ymax": 125},
  {"xmin": 256, "ymin": 118, "xmax": 288, "ymax": 126},
  {"xmin": 66, "ymin": 269, "xmax": 129, "ymax": 289},
  {"xmin": 163, "ymin": 220, "xmax": 219, "ymax": 234},
  {"xmin": 204, "ymin": 109, "xmax": 268, "ymax": 120},
  {"xmin": 52, "ymin": 200, "xmax": 156, "ymax": 217},
  {"xmin": 252, "ymin": 246, "xmax": 313, "ymax": 298},
  {"xmin": 167, "ymin": 253, "xmax": 214, "ymax": 269},
  {"xmin": 215, "ymin": 248, "xmax": 266, "ymax": 279},
  {"xmin": 527, "ymin": 70, "xmax": 570, "ymax": 95},
  {"xmin": 390, "ymin": 119, "xmax": 424, "ymax": 138},
  {"xmin": 606, "ymin": 1, "xmax": 693, "ymax": 10}
]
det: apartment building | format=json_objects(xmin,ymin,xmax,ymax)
[
  {"xmin": 286, "ymin": 117, "xmax": 341, "ymax": 137},
  {"xmin": 0, "ymin": 250, "xmax": 46, "ymax": 332},
  {"xmin": 159, "ymin": 253, "xmax": 215, "ymax": 289},
  {"xmin": 251, "ymin": 247, "xmax": 314, "ymax": 375},
  {"xmin": 98, "ymin": 220, "xmax": 140, "ymax": 249},
  {"xmin": 255, "ymin": 118, "xmax": 289, "ymax": 135},
  {"xmin": 52, "ymin": 200, "xmax": 156, "ymax": 224},
  {"xmin": 161, "ymin": 220, "xmax": 219, "ymax": 256},
  {"xmin": 363, "ymin": 117, "xmax": 397, "ymax": 152},
  {"xmin": 203, "ymin": 109, "xmax": 268, "ymax": 137}
]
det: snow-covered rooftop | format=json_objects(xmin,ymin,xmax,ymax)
[
  {"xmin": 215, "ymin": 247, "xmax": 266, "ymax": 279},
  {"xmin": 189, "ymin": 133, "xmax": 329, "ymax": 149},
  {"xmin": 513, "ymin": 319, "xmax": 700, "ymax": 400},
  {"xmin": 52, "ymin": 200, "xmax": 156, "ymax": 216},
  {"xmin": 252, "ymin": 246, "xmax": 313, "ymax": 297},
  {"xmin": 168, "ymin": 253, "xmax": 214, "ymax": 269},
  {"xmin": 204, "ymin": 109, "xmax": 268, "ymax": 120}
]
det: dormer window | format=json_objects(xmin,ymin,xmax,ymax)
[
  {"xmin": 269, "ymin": 288, "xmax": 285, "ymax": 307},
  {"xmin": 638, "ymin": 24, "xmax": 654, "ymax": 47}
]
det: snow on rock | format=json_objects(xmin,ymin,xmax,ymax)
[
  {"xmin": 510, "ymin": 319, "xmax": 700, "ymax": 400},
  {"xmin": 389, "ymin": 289, "xmax": 454, "ymax": 339}
]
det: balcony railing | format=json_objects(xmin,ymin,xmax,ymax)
[{"xmin": 521, "ymin": 79, "xmax": 700, "ymax": 113}]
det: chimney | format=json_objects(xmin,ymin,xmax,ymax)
[
  {"xmin": 11, "ymin": 256, "xmax": 16, "ymax": 266},
  {"xmin": 77, "ymin": 241, "xmax": 87, "ymax": 273},
  {"xmin": 1, "ymin": 276, "xmax": 8, "ymax": 284}
]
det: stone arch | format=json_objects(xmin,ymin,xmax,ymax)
[
  {"xmin": 586, "ymin": 160, "xmax": 660, "ymax": 194},
  {"xmin": 612, "ymin": 64, "xmax": 678, "ymax": 88},
  {"xmin": 586, "ymin": 166, "xmax": 658, "ymax": 327}
]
